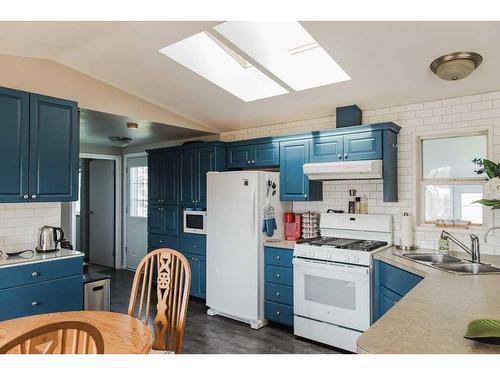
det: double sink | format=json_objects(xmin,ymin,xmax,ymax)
[{"xmin": 401, "ymin": 253, "xmax": 500, "ymax": 274}]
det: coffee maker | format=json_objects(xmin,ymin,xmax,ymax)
[{"xmin": 284, "ymin": 212, "xmax": 301, "ymax": 241}]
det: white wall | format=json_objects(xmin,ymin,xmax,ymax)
[{"xmin": 220, "ymin": 90, "xmax": 500, "ymax": 255}]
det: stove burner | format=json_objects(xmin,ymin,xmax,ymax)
[{"xmin": 297, "ymin": 236, "xmax": 388, "ymax": 252}]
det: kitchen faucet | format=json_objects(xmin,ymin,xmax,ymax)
[
  {"xmin": 440, "ymin": 230, "xmax": 480, "ymax": 263},
  {"xmin": 484, "ymin": 226, "xmax": 500, "ymax": 243}
]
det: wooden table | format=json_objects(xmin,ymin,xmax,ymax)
[{"xmin": 0, "ymin": 311, "xmax": 152, "ymax": 354}]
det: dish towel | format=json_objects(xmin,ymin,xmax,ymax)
[{"xmin": 262, "ymin": 204, "xmax": 277, "ymax": 237}]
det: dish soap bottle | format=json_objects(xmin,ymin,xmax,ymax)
[{"xmin": 360, "ymin": 194, "xmax": 368, "ymax": 214}]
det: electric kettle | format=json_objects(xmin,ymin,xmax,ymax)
[{"xmin": 37, "ymin": 226, "xmax": 65, "ymax": 252}]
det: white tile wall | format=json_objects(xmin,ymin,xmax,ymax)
[
  {"xmin": 220, "ymin": 90, "xmax": 500, "ymax": 255},
  {"xmin": 0, "ymin": 203, "xmax": 61, "ymax": 251}
]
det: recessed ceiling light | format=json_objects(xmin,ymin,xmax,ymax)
[
  {"xmin": 109, "ymin": 136, "xmax": 132, "ymax": 147},
  {"xmin": 430, "ymin": 52, "xmax": 482, "ymax": 81}
]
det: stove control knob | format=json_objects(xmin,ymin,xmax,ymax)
[
  {"xmin": 326, "ymin": 254, "xmax": 332, "ymax": 260},
  {"xmin": 355, "ymin": 257, "xmax": 360, "ymax": 263},
  {"xmin": 345, "ymin": 256, "xmax": 350, "ymax": 262}
]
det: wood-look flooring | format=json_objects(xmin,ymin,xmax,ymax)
[{"xmin": 88, "ymin": 265, "xmax": 343, "ymax": 354}]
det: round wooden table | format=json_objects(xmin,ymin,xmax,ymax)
[{"xmin": 0, "ymin": 311, "xmax": 152, "ymax": 354}]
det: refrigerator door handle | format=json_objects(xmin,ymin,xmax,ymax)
[{"xmin": 252, "ymin": 186, "xmax": 256, "ymax": 234}]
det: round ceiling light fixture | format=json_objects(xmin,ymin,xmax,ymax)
[
  {"xmin": 109, "ymin": 136, "xmax": 132, "ymax": 147},
  {"xmin": 430, "ymin": 51, "xmax": 482, "ymax": 81}
]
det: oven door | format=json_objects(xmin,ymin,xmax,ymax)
[
  {"xmin": 293, "ymin": 257, "xmax": 371, "ymax": 331},
  {"xmin": 183, "ymin": 211, "xmax": 207, "ymax": 235}
]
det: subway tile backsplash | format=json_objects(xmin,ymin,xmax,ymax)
[
  {"xmin": 0, "ymin": 203, "xmax": 61, "ymax": 251},
  {"xmin": 220, "ymin": 90, "xmax": 500, "ymax": 255}
]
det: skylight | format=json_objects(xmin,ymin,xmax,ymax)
[
  {"xmin": 159, "ymin": 22, "xmax": 350, "ymax": 101},
  {"xmin": 159, "ymin": 31, "xmax": 287, "ymax": 102},
  {"xmin": 214, "ymin": 21, "xmax": 350, "ymax": 91}
]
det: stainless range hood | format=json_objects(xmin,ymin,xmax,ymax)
[{"xmin": 303, "ymin": 160, "xmax": 383, "ymax": 180}]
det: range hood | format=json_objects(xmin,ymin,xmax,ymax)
[{"xmin": 303, "ymin": 160, "xmax": 383, "ymax": 180}]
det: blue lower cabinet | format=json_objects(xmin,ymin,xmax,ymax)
[
  {"xmin": 374, "ymin": 260, "xmax": 423, "ymax": 321},
  {"xmin": 183, "ymin": 251, "xmax": 206, "ymax": 299},
  {"xmin": 0, "ymin": 274, "xmax": 83, "ymax": 321},
  {"xmin": 179, "ymin": 235, "xmax": 206, "ymax": 256},
  {"xmin": 264, "ymin": 246, "xmax": 294, "ymax": 327}
]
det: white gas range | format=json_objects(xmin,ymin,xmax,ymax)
[{"xmin": 292, "ymin": 213, "xmax": 393, "ymax": 353}]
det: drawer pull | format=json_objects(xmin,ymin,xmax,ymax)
[
  {"xmin": 93, "ymin": 286, "xmax": 104, "ymax": 292},
  {"xmin": 194, "ymin": 244, "xmax": 198, "ymax": 248},
  {"xmin": 276, "ymin": 311, "xmax": 281, "ymax": 316},
  {"xmin": 31, "ymin": 272, "xmax": 39, "ymax": 277},
  {"xmin": 275, "ymin": 274, "xmax": 280, "ymax": 278},
  {"xmin": 31, "ymin": 301, "xmax": 39, "ymax": 307},
  {"xmin": 276, "ymin": 256, "xmax": 280, "ymax": 260},
  {"xmin": 276, "ymin": 292, "xmax": 280, "ymax": 297}
]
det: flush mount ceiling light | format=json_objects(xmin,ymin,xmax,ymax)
[
  {"xmin": 430, "ymin": 52, "xmax": 482, "ymax": 81},
  {"xmin": 109, "ymin": 136, "xmax": 132, "ymax": 147},
  {"xmin": 159, "ymin": 22, "xmax": 350, "ymax": 101}
]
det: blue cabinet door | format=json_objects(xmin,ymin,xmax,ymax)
[
  {"xmin": 179, "ymin": 149, "xmax": 197, "ymax": 206},
  {"xmin": 197, "ymin": 147, "xmax": 215, "ymax": 206},
  {"xmin": 0, "ymin": 87, "xmax": 30, "ymax": 203},
  {"xmin": 310, "ymin": 134, "xmax": 344, "ymax": 163},
  {"xmin": 198, "ymin": 255, "xmax": 206, "ymax": 298},
  {"xmin": 29, "ymin": 94, "xmax": 79, "ymax": 202},
  {"xmin": 343, "ymin": 131, "xmax": 382, "ymax": 161},
  {"xmin": 279, "ymin": 139, "xmax": 322, "ymax": 201},
  {"xmin": 376, "ymin": 285, "xmax": 401, "ymax": 321},
  {"xmin": 252, "ymin": 142, "xmax": 279, "ymax": 167},
  {"xmin": 164, "ymin": 151, "xmax": 178, "ymax": 205},
  {"xmin": 227, "ymin": 144, "xmax": 252, "ymax": 169},
  {"xmin": 148, "ymin": 153, "xmax": 164, "ymax": 204},
  {"xmin": 184, "ymin": 252, "xmax": 199, "ymax": 297},
  {"xmin": 148, "ymin": 205, "xmax": 179, "ymax": 236}
]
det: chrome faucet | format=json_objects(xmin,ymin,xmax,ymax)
[
  {"xmin": 440, "ymin": 230, "xmax": 481, "ymax": 263},
  {"xmin": 484, "ymin": 226, "xmax": 500, "ymax": 243}
]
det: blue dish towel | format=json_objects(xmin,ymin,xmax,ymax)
[{"xmin": 262, "ymin": 204, "xmax": 277, "ymax": 237}]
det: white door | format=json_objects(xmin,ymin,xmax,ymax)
[
  {"xmin": 89, "ymin": 160, "xmax": 115, "ymax": 268},
  {"xmin": 126, "ymin": 156, "xmax": 148, "ymax": 270},
  {"xmin": 293, "ymin": 258, "xmax": 371, "ymax": 331}
]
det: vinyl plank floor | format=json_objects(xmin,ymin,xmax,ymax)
[{"xmin": 87, "ymin": 265, "xmax": 344, "ymax": 354}]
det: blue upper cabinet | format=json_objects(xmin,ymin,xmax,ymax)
[
  {"xmin": 179, "ymin": 149, "xmax": 197, "ymax": 206},
  {"xmin": 227, "ymin": 141, "xmax": 279, "ymax": 169},
  {"xmin": 0, "ymin": 87, "xmax": 79, "ymax": 203},
  {"xmin": 148, "ymin": 205, "xmax": 179, "ymax": 236},
  {"xmin": 197, "ymin": 147, "xmax": 215, "ymax": 206},
  {"xmin": 0, "ymin": 87, "xmax": 30, "ymax": 203},
  {"xmin": 343, "ymin": 131, "xmax": 382, "ymax": 161},
  {"xmin": 148, "ymin": 153, "xmax": 165, "ymax": 204},
  {"xmin": 279, "ymin": 139, "xmax": 322, "ymax": 201},
  {"xmin": 310, "ymin": 134, "xmax": 344, "ymax": 163}
]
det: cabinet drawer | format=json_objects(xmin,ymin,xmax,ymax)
[
  {"xmin": 0, "ymin": 275, "xmax": 83, "ymax": 321},
  {"xmin": 0, "ymin": 257, "xmax": 83, "ymax": 290},
  {"xmin": 376, "ymin": 260, "xmax": 422, "ymax": 297},
  {"xmin": 148, "ymin": 234, "xmax": 178, "ymax": 249},
  {"xmin": 179, "ymin": 236, "xmax": 206, "ymax": 256},
  {"xmin": 265, "ymin": 283, "xmax": 293, "ymax": 306},
  {"xmin": 264, "ymin": 247, "xmax": 293, "ymax": 267},
  {"xmin": 265, "ymin": 301, "xmax": 293, "ymax": 326},
  {"xmin": 265, "ymin": 265, "xmax": 293, "ymax": 287}
]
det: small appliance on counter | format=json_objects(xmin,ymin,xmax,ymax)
[
  {"xmin": 285, "ymin": 212, "xmax": 301, "ymax": 241},
  {"xmin": 36, "ymin": 226, "xmax": 65, "ymax": 252}
]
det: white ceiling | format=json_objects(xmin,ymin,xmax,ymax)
[{"xmin": 0, "ymin": 21, "xmax": 499, "ymax": 132}]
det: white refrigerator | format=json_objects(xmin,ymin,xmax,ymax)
[{"xmin": 206, "ymin": 171, "xmax": 290, "ymax": 329}]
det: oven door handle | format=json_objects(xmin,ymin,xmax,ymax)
[{"xmin": 292, "ymin": 257, "xmax": 370, "ymax": 275}]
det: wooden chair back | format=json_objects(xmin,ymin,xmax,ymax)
[
  {"xmin": 128, "ymin": 248, "xmax": 191, "ymax": 353},
  {"xmin": 0, "ymin": 320, "xmax": 104, "ymax": 354}
]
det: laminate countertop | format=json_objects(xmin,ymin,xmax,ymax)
[
  {"xmin": 357, "ymin": 247, "xmax": 500, "ymax": 354},
  {"xmin": 264, "ymin": 240, "xmax": 296, "ymax": 250},
  {"xmin": 0, "ymin": 249, "xmax": 83, "ymax": 268}
]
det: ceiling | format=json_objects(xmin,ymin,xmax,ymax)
[
  {"xmin": 80, "ymin": 109, "xmax": 207, "ymax": 148},
  {"xmin": 0, "ymin": 21, "xmax": 499, "ymax": 131}
]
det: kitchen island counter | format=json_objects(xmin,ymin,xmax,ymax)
[{"xmin": 357, "ymin": 247, "xmax": 500, "ymax": 354}]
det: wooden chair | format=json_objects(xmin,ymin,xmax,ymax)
[
  {"xmin": 0, "ymin": 320, "xmax": 104, "ymax": 354},
  {"xmin": 128, "ymin": 248, "xmax": 191, "ymax": 353}
]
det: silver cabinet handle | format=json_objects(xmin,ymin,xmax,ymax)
[
  {"xmin": 276, "ymin": 292, "xmax": 280, "ymax": 297},
  {"xmin": 304, "ymin": 194, "xmax": 307, "ymax": 198},
  {"xmin": 194, "ymin": 244, "xmax": 198, "ymax": 248},
  {"xmin": 252, "ymin": 160, "xmax": 255, "ymax": 164},
  {"xmin": 275, "ymin": 274, "xmax": 280, "ymax": 278},
  {"xmin": 276, "ymin": 311, "xmax": 281, "ymax": 316},
  {"xmin": 247, "ymin": 160, "xmax": 251, "ymax": 164},
  {"xmin": 31, "ymin": 194, "xmax": 37, "ymax": 199},
  {"xmin": 32, "ymin": 301, "xmax": 39, "ymax": 307},
  {"xmin": 159, "ymin": 240, "xmax": 163, "ymax": 243},
  {"xmin": 338, "ymin": 154, "xmax": 342, "ymax": 159},
  {"xmin": 276, "ymin": 256, "xmax": 280, "ymax": 260},
  {"xmin": 344, "ymin": 153, "xmax": 348, "ymax": 159},
  {"xmin": 31, "ymin": 272, "xmax": 39, "ymax": 277},
  {"xmin": 23, "ymin": 194, "xmax": 29, "ymax": 200}
]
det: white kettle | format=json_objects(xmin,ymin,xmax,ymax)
[{"xmin": 37, "ymin": 226, "xmax": 64, "ymax": 252}]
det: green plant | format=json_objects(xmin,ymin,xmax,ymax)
[{"xmin": 473, "ymin": 158, "xmax": 500, "ymax": 209}]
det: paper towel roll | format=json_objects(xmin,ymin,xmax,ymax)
[{"xmin": 400, "ymin": 213, "xmax": 414, "ymax": 248}]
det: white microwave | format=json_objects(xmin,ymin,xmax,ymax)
[{"xmin": 183, "ymin": 209, "xmax": 207, "ymax": 235}]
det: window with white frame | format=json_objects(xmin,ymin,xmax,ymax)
[
  {"xmin": 419, "ymin": 133, "xmax": 487, "ymax": 225},
  {"xmin": 129, "ymin": 166, "xmax": 148, "ymax": 218}
]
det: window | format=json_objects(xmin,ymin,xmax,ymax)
[
  {"xmin": 129, "ymin": 166, "xmax": 148, "ymax": 218},
  {"xmin": 419, "ymin": 133, "xmax": 487, "ymax": 225},
  {"xmin": 159, "ymin": 22, "xmax": 349, "ymax": 101}
]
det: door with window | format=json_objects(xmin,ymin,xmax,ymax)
[{"xmin": 126, "ymin": 156, "xmax": 148, "ymax": 270}]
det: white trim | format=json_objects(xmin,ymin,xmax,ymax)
[
  {"xmin": 412, "ymin": 125, "xmax": 493, "ymax": 231},
  {"xmin": 123, "ymin": 152, "xmax": 148, "ymax": 270},
  {"xmin": 68, "ymin": 153, "xmax": 123, "ymax": 269}
]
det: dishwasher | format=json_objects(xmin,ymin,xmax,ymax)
[{"xmin": 83, "ymin": 273, "xmax": 111, "ymax": 311}]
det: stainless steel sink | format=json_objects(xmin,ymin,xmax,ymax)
[
  {"xmin": 402, "ymin": 253, "xmax": 461, "ymax": 263},
  {"xmin": 434, "ymin": 262, "xmax": 500, "ymax": 274}
]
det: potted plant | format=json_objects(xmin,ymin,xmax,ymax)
[{"xmin": 473, "ymin": 158, "xmax": 500, "ymax": 209}]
